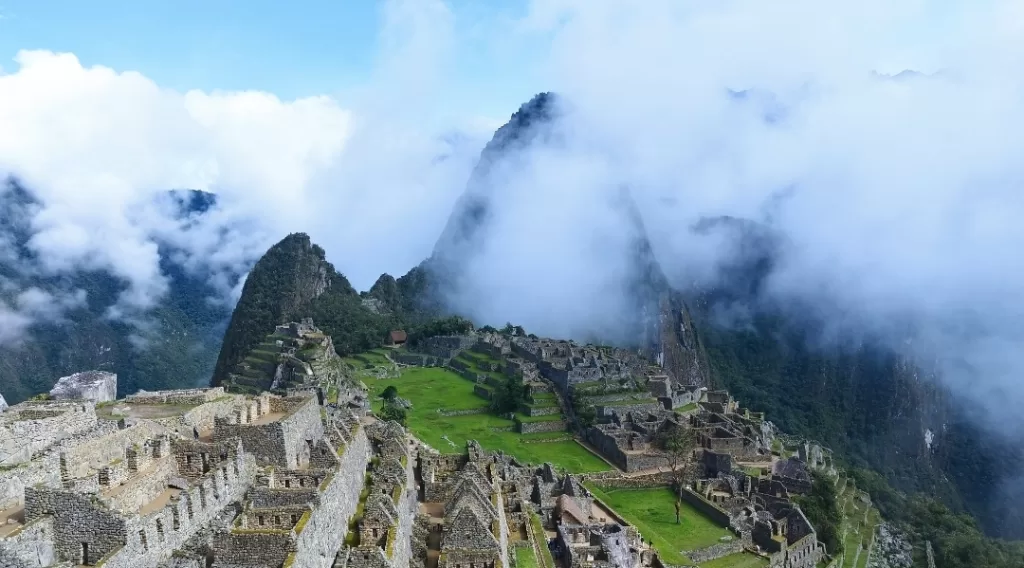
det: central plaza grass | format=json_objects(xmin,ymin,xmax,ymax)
[
  {"xmin": 363, "ymin": 367, "xmax": 609, "ymax": 473},
  {"xmin": 585, "ymin": 485, "xmax": 732, "ymax": 565}
]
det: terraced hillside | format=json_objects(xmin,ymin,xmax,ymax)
[
  {"xmin": 346, "ymin": 346, "xmax": 610, "ymax": 473},
  {"xmin": 835, "ymin": 477, "xmax": 881, "ymax": 568},
  {"xmin": 223, "ymin": 321, "xmax": 343, "ymax": 395}
]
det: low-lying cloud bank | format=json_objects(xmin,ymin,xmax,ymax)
[{"xmin": 2, "ymin": 0, "xmax": 1024, "ymax": 445}]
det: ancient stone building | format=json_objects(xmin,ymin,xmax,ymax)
[{"xmin": 0, "ymin": 372, "xmax": 370, "ymax": 568}]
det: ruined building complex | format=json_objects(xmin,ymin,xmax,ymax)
[
  {"xmin": 0, "ymin": 371, "xmax": 372, "ymax": 568},
  {"xmin": 2, "ymin": 322, "xmax": 839, "ymax": 568}
]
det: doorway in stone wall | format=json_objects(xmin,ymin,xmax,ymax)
[{"xmin": 80, "ymin": 542, "xmax": 89, "ymax": 565}]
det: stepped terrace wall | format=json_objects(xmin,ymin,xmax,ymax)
[
  {"xmin": 218, "ymin": 426, "xmax": 370, "ymax": 568},
  {"xmin": 263, "ymin": 428, "xmax": 369, "ymax": 566},
  {"xmin": 214, "ymin": 395, "xmax": 323, "ymax": 468},
  {"xmin": 0, "ymin": 401, "xmax": 97, "ymax": 466},
  {"xmin": 24, "ymin": 440, "xmax": 256, "ymax": 567},
  {"xmin": 126, "ymin": 388, "xmax": 226, "ymax": 406},
  {"xmin": 64, "ymin": 421, "xmax": 171, "ymax": 479}
]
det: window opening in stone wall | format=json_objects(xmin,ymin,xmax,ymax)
[
  {"xmin": 172, "ymin": 508, "xmax": 180, "ymax": 530},
  {"xmin": 258, "ymin": 515, "xmax": 265, "ymax": 526},
  {"xmin": 285, "ymin": 479, "xmax": 291, "ymax": 488},
  {"xmin": 291, "ymin": 514, "xmax": 298, "ymax": 524},
  {"xmin": 81, "ymin": 542, "xmax": 89, "ymax": 565},
  {"xmin": 139, "ymin": 529, "xmax": 148, "ymax": 551},
  {"xmin": 274, "ymin": 515, "xmax": 280, "ymax": 525}
]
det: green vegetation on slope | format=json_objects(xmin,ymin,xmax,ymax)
[
  {"xmin": 361, "ymin": 365, "xmax": 607, "ymax": 473},
  {"xmin": 850, "ymin": 468, "xmax": 1024, "ymax": 568}
]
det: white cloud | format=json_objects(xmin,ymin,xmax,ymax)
[
  {"xmin": 3, "ymin": 0, "xmax": 1024, "ymax": 450},
  {"xmin": 0, "ymin": 0, "xmax": 486, "ymax": 319}
]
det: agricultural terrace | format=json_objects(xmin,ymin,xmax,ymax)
[
  {"xmin": 357, "ymin": 357, "xmax": 609, "ymax": 473},
  {"xmin": 585, "ymin": 485, "xmax": 767, "ymax": 568},
  {"xmin": 836, "ymin": 477, "xmax": 880, "ymax": 568}
]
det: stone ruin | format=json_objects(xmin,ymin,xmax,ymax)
[
  {"xmin": 224, "ymin": 319, "xmax": 345, "ymax": 395},
  {"xmin": 0, "ymin": 367, "xmax": 371, "ymax": 568},
  {"xmin": 49, "ymin": 371, "xmax": 118, "ymax": 403}
]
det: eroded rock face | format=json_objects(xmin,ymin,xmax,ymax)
[{"xmin": 49, "ymin": 370, "xmax": 117, "ymax": 403}]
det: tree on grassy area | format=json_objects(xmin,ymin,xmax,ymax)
[
  {"xmin": 380, "ymin": 385, "xmax": 398, "ymax": 408},
  {"xmin": 572, "ymin": 399, "xmax": 597, "ymax": 429},
  {"xmin": 657, "ymin": 424, "xmax": 699, "ymax": 524},
  {"xmin": 379, "ymin": 403, "xmax": 407, "ymax": 426},
  {"xmin": 793, "ymin": 471, "xmax": 841, "ymax": 554},
  {"xmin": 490, "ymin": 374, "xmax": 527, "ymax": 414}
]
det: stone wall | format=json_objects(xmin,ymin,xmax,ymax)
[
  {"xmin": 0, "ymin": 517, "xmax": 56, "ymax": 568},
  {"xmin": 177, "ymin": 397, "xmax": 246, "ymax": 436},
  {"xmin": 288, "ymin": 425, "xmax": 370, "ymax": 568},
  {"xmin": 683, "ymin": 541, "xmax": 743, "ymax": 564},
  {"xmin": 0, "ymin": 402, "xmax": 97, "ymax": 466},
  {"xmin": 100, "ymin": 452, "xmax": 176, "ymax": 514},
  {"xmin": 65, "ymin": 421, "xmax": 169, "ymax": 479},
  {"xmin": 214, "ymin": 396, "xmax": 322, "ymax": 468},
  {"xmin": 126, "ymin": 388, "xmax": 226, "ymax": 406},
  {"xmin": 0, "ymin": 457, "xmax": 61, "ymax": 511},
  {"xmin": 213, "ymin": 531, "xmax": 294, "ymax": 568},
  {"xmin": 383, "ymin": 455, "xmax": 416, "ymax": 568},
  {"xmin": 25, "ymin": 487, "xmax": 127, "ymax": 564},
  {"xmin": 595, "ymin": 402, "xmax": 664, "ymax": 420},
  {"xmin": 516, "ymin": 420, "xmax": 566, "ymax": 434},
  {"xmin": 678, "ymin": 487, "xmax": 731, "ymax": 526},
  {"xmin": 104, "ymin": 447, "xmax": 257, "ymax": 568}
]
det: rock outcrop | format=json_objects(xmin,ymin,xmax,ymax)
[
  {"xmin": 0, "ymin": 392, "xmax": 7, "ymax": 413},
  {"xmin": 49, "ymin": 370, "xmax": 117, "ymax": 402}
]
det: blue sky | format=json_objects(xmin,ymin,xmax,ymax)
[{"xmin": 0, "ymin": 0, "xmax": 545, "ymax": 120}]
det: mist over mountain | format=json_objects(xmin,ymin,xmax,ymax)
[{"xmin": 0, "ymin": 180, "xmax": 246, "ymax": 402}]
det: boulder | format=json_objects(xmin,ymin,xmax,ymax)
[
  {"xmin": 0, "ymin": 392, "xmax": 7, "ymax": 412},
  {"xmin": 50, "ymin": 370, "xmax": 118, "ymax": 403}
]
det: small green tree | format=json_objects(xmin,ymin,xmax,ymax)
[
  {"xmin": 380, "ymin": 385, "xmax": 398, "ymax": 407},
  {"xmin": 379, "ymin": 404, "xmax": 407, "ymax": 426},
  {"xmin": 489, "ymin": 374, "xmax": 527, "ymax": 414},
  {"xmin": 573, "ymin": 399, "xmax": 597, "ymax": 429},
  {"xmin": 658, "ymin": 425, "xmax": 698, "ymax": 524}
]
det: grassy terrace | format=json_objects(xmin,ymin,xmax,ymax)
[
  {"xmin": 516, "ymin": 545, "xmax": 539, "ymax": 568},
  {"xmin": 363, "ymin": 366, "xmax": 608, "ymax": 473},
  {"xmin": 514, "ymin": 412, "xmax": 564, "ymax": 424},
  {"xmin": 838, "ymin": 479, "xmax": 880, "ymax": 568},
  {"xmin": 584, "ymin": 485, "xmax": 733, "ymax": 565}
]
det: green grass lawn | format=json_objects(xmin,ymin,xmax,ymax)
[
  {"xmin": 700, "ymin": 553, "xmax": 769, "ymax": 568},
  {"xmin": 364, "ymin": 367, "xmax": 608, "ymax": 473},
  {"xmin": 516, "ymin": 546, "xmax": 538, "ymax": 568},
  {"xmin": 586, "ymin": 485, "xmax": 731, "ymax": 565}
]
